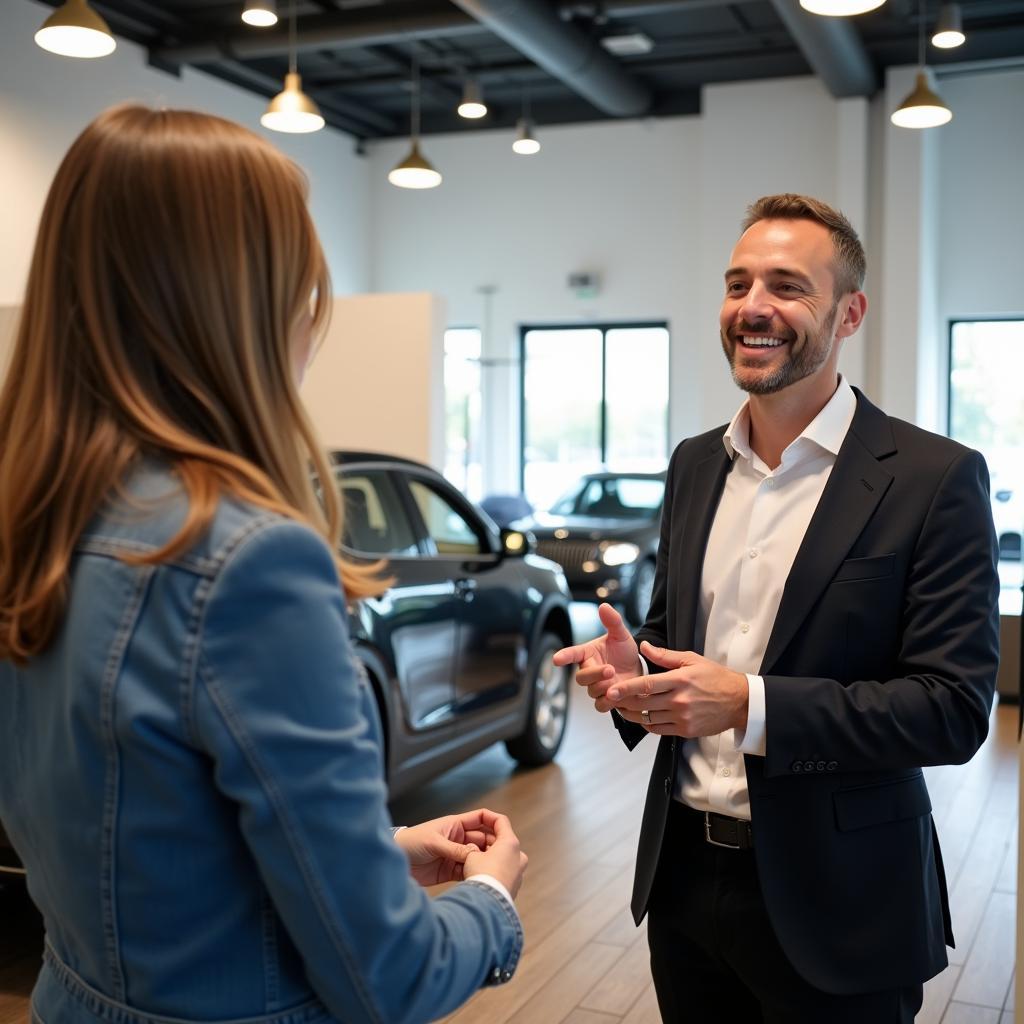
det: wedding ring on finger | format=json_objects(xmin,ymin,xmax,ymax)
[{"xmin": 641, "ymin": 709, "xmax": 652, "ymax": 726}]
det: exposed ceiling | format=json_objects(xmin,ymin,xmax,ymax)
[{"xmin": 32, "ymin": 0, "xmax": 1024, "ymax": 141}]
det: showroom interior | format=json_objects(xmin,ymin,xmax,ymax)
[{"xmin": 0, "ymin": 0, "xmax": 1022, "ymax": 1022}]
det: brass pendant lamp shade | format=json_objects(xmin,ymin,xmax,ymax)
[
  {"xmin": 891, "ymin": 70, "xmax": 953, "ymax": 127},
  {"xmin": 261, "ymin": 2, "xmax": 323, "ymax": 133},
  {"xmin": 891, "ymin": 0, "xmax": 952, "ymax": 129},
  {"xmin": 389, "ymin": 60, "xmax": 442, "ymax": 189},
  {"xmin": 35, "ymin": 0, "xmax": 116, "ymax": 59},
  {"xmin": 242, "ymin": 0, "xmax": 278, "ymax": 27},
  {"xmin": 261, "ymin": 72, "xmax": 325, "ymax": 133},
  {"xmin": 388, "ymin": 141, "xmax": 443, "ymax": 189}
]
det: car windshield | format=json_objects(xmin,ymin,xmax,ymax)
[{"xmin": 549, "ymin": 477, "xmax": 664, "ymax": 518}]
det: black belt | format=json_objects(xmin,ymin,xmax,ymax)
[{"xmin": 678, "ymin": 802, "xmax": 754, "ymax": 850}]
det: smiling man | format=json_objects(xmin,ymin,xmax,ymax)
[{"xmin": 554, "ymin": 194, "xmax": 1000, "ymax": 1022}]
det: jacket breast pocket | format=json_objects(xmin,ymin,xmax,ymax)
[
  {"xmin": 834, "ymin": 772, "xmax": 931, "ymax": 831},
  {"xmin": 832, "ymin": 552, "xmax": 896, "ymax": 584}
]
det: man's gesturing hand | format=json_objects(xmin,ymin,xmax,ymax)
[
  {"xmin": 606, "ymin": 641, "xmax": 749, "ymax": 737},
  {"xmin": 552, "ymin": 603, "xmax": 642, "ymax": 712}
]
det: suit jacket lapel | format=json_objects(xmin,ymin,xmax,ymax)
[
  {"xmin": 675, "ymin": 438, "xmax": 731, "ymax": 650},
  {"xmin": 759, "ymin": 389, "xmax": 896, "ymax": 675}
]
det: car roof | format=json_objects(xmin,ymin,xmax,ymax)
[
  {"xmin": 578, "ymin": 470, "xmax": 667, "ymax": 481},
  {"xmin": 330, "ymin": 450, "xmax": 434, "ymax": 474}
]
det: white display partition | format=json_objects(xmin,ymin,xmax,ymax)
[
  {"xmin": 0, "ymin": 293, "xmax": 448, "ymax": 473},
  {"xmin": 300, "ymin": 292, "xmax": 446, "ymax": 470}
]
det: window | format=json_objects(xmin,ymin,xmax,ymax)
[
  {"xmin": 408, "ymin": 479, "xmax": 483, "ymax": 557},
  {"xmin": 337, "ymin": 470, "xmax": 418, "ymax": 556},
  {"xmin": 947, "ymin": 319, "xmax": 1024, "ymax": 614},
  {"xmin": 520, "ymin": 324, "xmax": 669, "ymax": 509},
  {"xmin": 443, "ymin": 328, "xmax": 483, "ymax": 501}
]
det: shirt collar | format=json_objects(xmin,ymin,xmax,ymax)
[{"xmin": 723, "ymin": 375, "xmax": 857, "ymax": 464}]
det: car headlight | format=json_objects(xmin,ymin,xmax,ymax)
[{"xmin": 601, "ymin": 542, "xmax": 640, "ymax": 567}]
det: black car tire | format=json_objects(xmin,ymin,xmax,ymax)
[
  {"xmin": 505, "ymin": 632, "xmax": 570, "ymax": 767},
  {"xmin": 624, "ymin": 558, "xmax": 656, "ymax": 628}
]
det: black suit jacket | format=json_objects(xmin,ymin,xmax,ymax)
[{"xmin": 617, "ymin": 387, "xmax": 1000, "ymax": 995}]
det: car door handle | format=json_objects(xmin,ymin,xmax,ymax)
[{"xmin": 454, "ymin": 578, "xmax": 478, "ymax": 601}]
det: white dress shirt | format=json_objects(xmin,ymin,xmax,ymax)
[{"xmin": 673, "ymin": 376, "xmax": 857, "ymax": 820}]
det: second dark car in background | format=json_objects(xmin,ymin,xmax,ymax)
[{"xmin": 516, "ymin": 470, "xmax": 666, "ymax": 627}]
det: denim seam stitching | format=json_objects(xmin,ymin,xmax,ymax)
[
  {"xmin": 191, "ymin": 519, "xmax": 383, "ymax": 1024},
  {"xmin": 99, "ymin": 564, "xmax": 156, "ymax": 1002},
  {"xmin": 461, "ymin": 881, "xmax": 524, "ymax": 974},
  {"xmin": 196, "ymin": 661, "xmax": 384, "ymax": 1024},
  {"xmin": 76, "ymin": 537, "xmax": 217, "ymax": 576}
]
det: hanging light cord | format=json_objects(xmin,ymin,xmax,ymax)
[
  {"xmin": 411, "ymin": 57, "xmax": 421, "ymax": 141},
  {"xmin": 917, "ymin": 0, "xmax": 926, "ymax": 68},
  {"xmin": 289, "ymin": 0, "xmax": 297, "ymax": 75}
]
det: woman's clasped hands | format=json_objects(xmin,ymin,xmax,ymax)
[{"xmin": 395, "ymin": 808, "xmax": 528, "ymax": 896}]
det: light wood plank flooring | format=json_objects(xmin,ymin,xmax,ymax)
[{"xmin": 1, "ymin": 607, "xmax": 1018, "ymax": 1024}]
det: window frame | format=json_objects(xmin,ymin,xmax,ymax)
[{"xmin": 518, "ymin": 320, "xmax": 671, "ymax": 494}]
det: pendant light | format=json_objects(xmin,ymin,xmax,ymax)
[
  {"xmin": 799, "ymin": 0, "xmax": 884, "ymax": 17},
  {"xmin": 35, "ymin": 0, "xmax": 115, "ymax": 59},
  {"xmin": 512, "ymin": 91, "xmax": 540, "ymax": 155},
  {"xmin": 931, "ymin": 3, "xmax": 965, "ymax": 47},
  {"xmin": 891, "ymin": 0, "xmax": 952, "ymax": 128},
  {"xmin": 457, "ymin": 78, "xmax": 488, "ymax": 119},
  {"xmin": 389, "ymin": 60, "xmax": 442, "ymax": 189},
  {"xmin": 261, "ymin": 2, "xmax": 324, "ymax": 134},
  {"xmin": 242, "ymin": 0, "xmax": 278, "ymax": 27}
]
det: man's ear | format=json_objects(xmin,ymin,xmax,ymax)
[{"xmin": 835, "ymin": 291, "xmax": 868, "ymax": 339}]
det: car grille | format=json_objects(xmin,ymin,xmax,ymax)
[{"xmin": 535, "ymin": 539, "xmax": 600, "ymax": 573}]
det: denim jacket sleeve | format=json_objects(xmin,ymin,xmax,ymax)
[{"xmin": 190, "ymin": 518, "xmax": 522, "ymax": 1024}]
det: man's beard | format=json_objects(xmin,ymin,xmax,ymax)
[{"xmin": 721, "ymin": 302, "xmax": 839, "ymax": 395}]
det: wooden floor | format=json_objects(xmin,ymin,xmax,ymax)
[{"xmin": 0, "ymin": 610, "xmax": 1018, "ymax": 1024}]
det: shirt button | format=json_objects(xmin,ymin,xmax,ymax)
[
  {"xmin": 721, "ymin": 768, "xmax": 731, "ymax": 777},
  {"xmin": 766, "ymin": 478, "xmax": 775, "ymax": 488},
  {"xmin": 748, "ymin": 549, "xmax": 758, "ymax": 559},
  {"xmin": 740, "ymin": 623, "xmax": 750, "ymax": 634}
]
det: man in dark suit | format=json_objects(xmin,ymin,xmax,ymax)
[{"xmin": 554, "ymin": 194, "xmax": 1000, "ymax": 1022}]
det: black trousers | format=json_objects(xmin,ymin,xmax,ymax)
[{"xmin": 647, "ymin": 801, "xmax": 924, "ymax": 1024}]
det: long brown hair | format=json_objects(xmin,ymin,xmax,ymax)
[{"xmin": 0, "ymin": 104, "xmax": 382, "ymax": 665}]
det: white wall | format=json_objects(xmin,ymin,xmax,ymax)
[
  {"xmin": 936, "ymin": 68, "xmax": 1024, "ymax": 321},
  {"xmin": 301, "ymin": 294, "xmax": 445, "ymax": 467},
  {"xmin": 369, "ymin": 76, "xmax": 871, "ymax": 492},
  {"xmin": 0, "ymin": 0, "xmax": 371, "ymax": 306}
]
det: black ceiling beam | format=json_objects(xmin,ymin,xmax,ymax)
[
  {"xmin": 151, "ymin": 5, "xmax": 485, "ymax": 66},
  {"xmin": 766, "ymin": 0, "xmax": 876, "ymax": 96},
  {"xmin": 448, "ymin": 0, "xmax": 653, "ymax": 116}
]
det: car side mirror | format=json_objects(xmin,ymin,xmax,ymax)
[{"xmin": 500, "ymin": 528, "xmax": 535, "ymax": 558}]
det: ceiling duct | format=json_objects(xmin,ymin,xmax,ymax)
[
  {"xmin": 767, "ymin": 0, "xmax": 876, "ymax": 97},
  {"xmin": 449, "ymin": 0, "xmax": 652, "ymax": 117}
]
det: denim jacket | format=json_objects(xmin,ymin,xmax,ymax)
[{"xmin": 0, "ymin": 462, "xmax": 522, "ymax": 1024}]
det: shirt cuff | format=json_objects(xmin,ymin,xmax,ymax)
[
  {"xmin": 735, "ymin": 674, "xmax": 766, "ymax": 756},
  {"xmin": 638, "ymin": 656, "xmax": 650, "ymax": 676},
  {"xmin": 464, "ymin": 875, "xmax": 520, "ymax": 921}
]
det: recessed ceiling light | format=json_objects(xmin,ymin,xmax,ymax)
[{"xmin": 600, "ymin": 33, "xmax": 653, "ymax": 57}]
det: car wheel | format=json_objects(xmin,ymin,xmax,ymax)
[
  {"xmin": 505, "ymin": 632, "xmax": 570, "ymax": 767},
  {"xmin": 624, "ymin": 558, "xmax": 656, "ymax": 628}
]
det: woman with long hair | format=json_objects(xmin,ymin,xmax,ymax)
[{"xmin": 0, "ymin": 104, "xmax": 526, "ymax": 1024}]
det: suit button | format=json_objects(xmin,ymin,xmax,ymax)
[
  {"xmin": 792, "ymin": 761, "xmax": 803, "ymax": 773},
  {"xmin": 816, "ymin": 761, "xmax": 826, "ymax": 772},
  {"xmin": 663, "ymin": 777, "xmax": 672, "ymax": 794},
  {"xmin": 826, "ymin": 761, "xmax": 838, "ymax": 772},
  {"xmin": 803, "ymin": 760, "xmax": 816, "ymax": 773}
]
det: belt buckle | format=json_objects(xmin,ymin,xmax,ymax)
[{"xmin": 703, "ymin": 811, "xmax": 742, "ymax": 849}]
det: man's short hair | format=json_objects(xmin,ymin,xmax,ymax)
[{"xmin": 741, "ymin": 194, "xmax": 866, "ymax": 297}]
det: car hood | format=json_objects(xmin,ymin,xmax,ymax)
[{"xmin": 519, "ymin": 512, "xmax": 658, "ymax": 542}]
